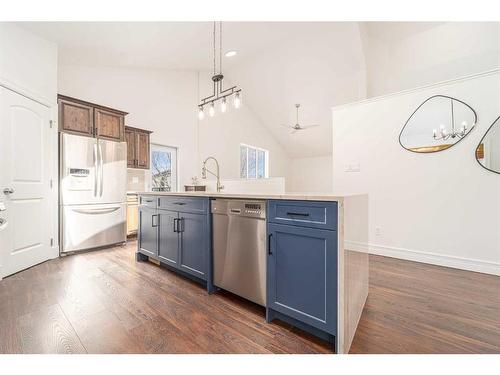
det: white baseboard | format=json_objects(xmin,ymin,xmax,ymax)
[{"xmin": 345, "ymin": 240, "xmax": 500, "ymax": 276}]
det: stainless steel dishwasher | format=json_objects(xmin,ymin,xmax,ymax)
[{"xmin": 211, "ymin": 199, "xmax": 267, "ymax": 306}]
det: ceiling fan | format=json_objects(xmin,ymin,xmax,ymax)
[{"xmin": 281, "ymin": 104, "xmax": 319, "ymax": 134}]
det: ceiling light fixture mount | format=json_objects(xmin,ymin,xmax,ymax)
[{"xmin": 198, "ymin": 22, "xmax": 242, "ymax": 120}]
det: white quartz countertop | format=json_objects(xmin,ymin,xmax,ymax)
[{"xmin": 136, "ymin": 191, "xmax": 366, "ymax": 202}]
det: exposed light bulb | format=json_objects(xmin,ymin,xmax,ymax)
[
  {"xmin": 221, "ymin": 97, "xmax": 227, "ymax": 113},
  {"xmin": 233, "ymin": 92, "xmax": 241, "ymax": 109},
  {"xmin": 209, "ymin": 102, "xmax": 215, "ymax": 117},
  {"xmin": 198, "ymin": 106, "xmax": 204, "ymax": 120}
]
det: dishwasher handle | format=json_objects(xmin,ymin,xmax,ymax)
[{"xmin": 268, "ymin": 233, "xmax": 273, "ymax": 255}]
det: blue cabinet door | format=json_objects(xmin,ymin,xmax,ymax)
[
  {"xmin": 179, "ymin": 212, "xmax": 207, "ymax": 280},
  {"xmin": 267, "ymin": 223, "xmax": 337, "ymax": 335},
  {"xmin": 158, "ymin": 210, "xmax": 179, "ymax": 267},
  {"xmin": 138, "ymin": 206, "xmax": 158, "ymax": 259}
]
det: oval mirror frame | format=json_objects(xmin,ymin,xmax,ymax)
[
  {"xmin": 399, "ymin": 95, "xmax": 478, "ymax": 154},
  {"xmin": 475, "ymin": 115, "xmax": 500, "ymax": 175}
]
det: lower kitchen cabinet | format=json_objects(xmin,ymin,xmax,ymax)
[
  {"xmin": 158, "ymin": 210, "xmax": 179, "ymax": 267},
  {"xmin": 138, "ymin": 206, "xmax": 159, "ymax": 259},
  {"xmin": 178, "ymin": 212, "xmax": 208, "ymax": 279},
  {"xmin": 266, "ymin": 200, "xmax": 338, "ymax": 347},
  {"xmin": 137, "ymin": 195, "xmax": 211, "ymax": 291}
]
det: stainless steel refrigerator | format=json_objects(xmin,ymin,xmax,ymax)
[{"xmin": 60, "ymin": 133, "xmax": 127, "ymax": 254}]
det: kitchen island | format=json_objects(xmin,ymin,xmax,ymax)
[{"xmin": 136, "ymin": 191, "xmax": 368, "ymax": 354}]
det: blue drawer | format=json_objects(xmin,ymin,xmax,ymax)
[
  {"xmin": 139, "ymin": 195, "xmax": 158, "ymax": 208},
  {"xmin": 158, "ymin": 196, "xmax": 208, "ymax": 214},
  {"xmin": 267, "ymin": 200, "xmax": 337, "ymax": 231}
]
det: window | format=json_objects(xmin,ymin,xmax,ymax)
[
  {"xmin": 240, "ymin": 144, "xmax": 268, "ymax": 179},
  {"xmin": 151, "ymin": 144, "xmax": 178, "ymax": 192}
]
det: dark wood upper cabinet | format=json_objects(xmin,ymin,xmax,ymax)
[
  {"xmin": 125, "ymin": 126, "xmax": 152, "ymax": 169},
  {"xmin": 58, "ymin": 98, "xmax": 94, "ymax": 136},
  {"xmin": 95, "ymin": 107, "xmax": 124, "ymax": 141},
  {"xmin": 125, "ymin": 128, "xmax": 136, "ymax": 168},
  {"xmin": 58, "ymin": 95, "xmax": 127, "ymax": 141}
]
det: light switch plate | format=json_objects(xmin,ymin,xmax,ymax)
[{"xmin": 132, "ymin": 177, "xmax": 139, "ymax": 183}]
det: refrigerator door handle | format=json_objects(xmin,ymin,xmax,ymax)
[
  {"xmin": 93, "ymin": 143, "xmax": 98, "ymax": 197},
  {"xmin": 72, "ymin": 207, "xmax": 121, "ymax": 215},
  {"xmin": 99, "ymin": 142, "xmax": 104, "ymax": 197}
]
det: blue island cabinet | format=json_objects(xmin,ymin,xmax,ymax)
[
  {"xmin": 137, "ymin": 195, "xmax": 212, "ymax": 292},
  {"xmin": 266, "ymin": 200, "xmax": 338, "ymax": 348}
]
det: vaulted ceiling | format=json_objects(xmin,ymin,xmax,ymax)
[{"xmin": 20, "ymin": 22, "xmax": 500, "ymax": 159}]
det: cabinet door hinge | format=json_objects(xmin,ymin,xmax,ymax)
[
  {"xmin": 50, "ymin": 179, "xmax": 53, "ymax": 188},
  {"xmin": 50, "ymin": 120, "xmax": 55, "ymax": 129},
  {"xmin": 50, "ymin": 238, "xmax": 54, "ymax": 246}
]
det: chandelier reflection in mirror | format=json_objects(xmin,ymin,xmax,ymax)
[
  {"xmin": 432, "ymin": 99, "xmax": 469, "ymax": 141},
  {"xmin": 198, "ymin": 22, "xmax": 242, "ymax": 120}
]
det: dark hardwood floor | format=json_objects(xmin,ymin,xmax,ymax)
[{"xmin": 1, "ymin": 241, "xmax": 499, "ymax": 354}]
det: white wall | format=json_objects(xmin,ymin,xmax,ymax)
[
  {"xmin": 197, "ymin": 71, "xmax": 291, "ymax": 189},
  {"xmin": 58, "ymin": 65, "xmax": 199, "ymax": 188},
  {"xmin": 288, "ymin": 156, "xmax": 333, "ymax": 193},
  {"xmin": 332, "ymin": 70, "xmax": 500, "ymax": 275},
  {"xmin": 0, "ymin": 23, "xmax": 58, "ymax": 104},
  {"xmin": 361, "ymin": 22, "xmax": 500, "ymax": 97}
]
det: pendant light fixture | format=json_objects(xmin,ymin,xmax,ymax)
[{"xmin": 198, "ymin": 22, "xmax": 242, "ymax": 119}]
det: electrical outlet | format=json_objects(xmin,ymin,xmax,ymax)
[{"xmin": 375, "ymin": 227, "xmax": 382, "ymax": 236}]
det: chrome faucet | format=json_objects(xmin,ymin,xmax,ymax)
[{"xmin": 202, "ymin": 156, "xmax": 224, "ymax": 192}]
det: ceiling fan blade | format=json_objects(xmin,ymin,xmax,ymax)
[
  {"xmin": 280, "ymin": 124, "xmax": 292, "ymax": 129},
  {"xmin": 302, "ymin": 124, "xmax": 319, "ymax": 129}
]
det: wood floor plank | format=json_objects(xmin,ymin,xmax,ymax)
[{"xmin": 17, "ymin": 304, "xmax": 86, "ymax": 354}]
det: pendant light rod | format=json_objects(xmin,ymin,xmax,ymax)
[{"xmin": 198, "ymin": 21, "xmax": 242, "ymax": 111}]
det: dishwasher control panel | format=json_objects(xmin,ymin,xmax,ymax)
[{"xmin": 211, "ymin": 199, "xmax": 266, "ymax": 219}]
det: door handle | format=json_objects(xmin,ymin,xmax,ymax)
[
  {"xmin": 93, "ymin": 143, "xmax": 98, "ymax": 197},
  {"xmin": 0, "ymin": 218, "xmax": 7, "ymax": 231},
  {"xmin": 178, "ymin": 217, "xmax": 185, "ymax": 233},
  {"xmin": 72, "ymin": 207, "xmax": 121, "ymax": 215},
  {"xmin": 99, "ymin": 143, "xmax": 104, "ymax": 197},
  {"xmin": 268, "ymin": 233, "xmax": 273, "ymax": 255},
  {"xmin": 3, "ymin": 188, "xmax": 14, "ymax": 195}
]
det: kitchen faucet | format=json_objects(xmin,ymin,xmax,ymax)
[{"xmin": 202, "ymin": 156, "xmax": 224, "ymax": 192}]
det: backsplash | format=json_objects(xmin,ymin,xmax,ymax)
[{"xmin": 127, "ymin": 168, "xmax": 150, "ymax": 192}]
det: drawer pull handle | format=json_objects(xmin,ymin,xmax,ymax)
[
  {"xmin": 286, "ymin": 212, "xmax": 310, "ymax": 217},
  {"xmin": 173, "ymin": 202, "xmax": 186, "ymax": 205}
]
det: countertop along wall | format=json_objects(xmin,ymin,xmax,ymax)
[{"xmin": 332, "ymin": 70, "xmax": 500, "ymax": 275}]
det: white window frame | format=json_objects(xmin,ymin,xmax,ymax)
[
  {"xmin": 240, "ymin": 143, "xmax": 269, "ymax": 179},
  {"xmin": 150, "ymin": 143, "xmax": 179, "ymax": 192}
]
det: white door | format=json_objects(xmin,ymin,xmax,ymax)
[{"xmin": 0, "ymin": 86, "xmax": 56, "ymax": 278}]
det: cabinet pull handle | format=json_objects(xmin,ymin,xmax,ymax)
[
  {"xmin": 179, "ymin": 217, "xmax": 185, "ymax": 232},
  {"xmin": 286, "ymin": 212, "xmax": 310, "ymax": 217},
  {"xmin": 152, "ymin": 214, "xmax": 158, "ymax": 227},
  {"xmin": 268, "ymin": 233, "xmax": 273, "ymax": 255},
  {"xmin": 173, "ymin": 218, "xmax": 178, "ymax": 232},
  {"xmin": 173, "ymin": 202, "xmax": 186, "ymax": 206}
]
